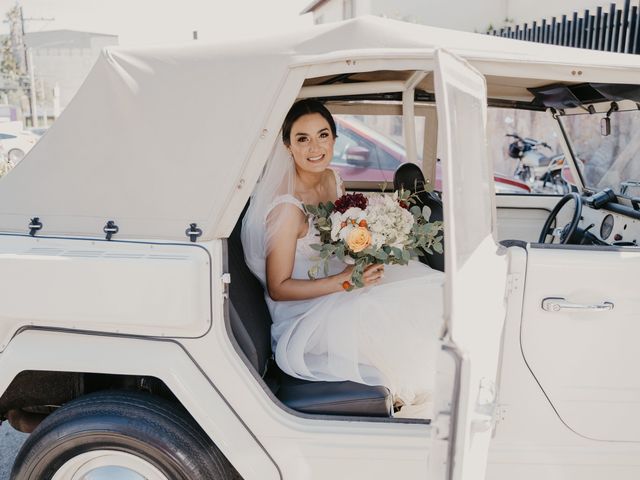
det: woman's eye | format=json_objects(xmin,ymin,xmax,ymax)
[
  {"xmin": 320, "ymin": 132, "xmax": 329, "ymax": 139},
  {"xmin": 297, "ymin": 137, "xmax": 308, "ymax": 143}
]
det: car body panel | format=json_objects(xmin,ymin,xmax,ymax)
[
  {"xmin": 0, "ymin": 329, "xmax": 281, "ymax": 480},
  {"xmin": 0, "ymin": 236, "xmax": 213, "ymax": 350},
  {"xmin": 521, "ymin": 245, "xmax": 640, "ymax": 442}
]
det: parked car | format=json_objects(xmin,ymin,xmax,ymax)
[
  {"xmin": 333, "ymin": 115, "xmax": 531, "ymax": 193},
  {"xmin": 0, "ymin": 130, "xmax": 38, "ymax": 166},
  {"xmin": 1, "ymin": 15, "xmax": 640, "ymax": 480}
]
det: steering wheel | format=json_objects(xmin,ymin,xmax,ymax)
[{"xmin": 538, "ymin": 192, "xmax": 582, "ymax": 244}]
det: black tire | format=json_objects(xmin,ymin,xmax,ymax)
[{"xmin": 10, "ymin": 390, "xmax": 237, "ymax": 480}]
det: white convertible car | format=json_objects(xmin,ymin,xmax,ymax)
[{"xmin": 0, "ymin": 15, "xmax": 639, "ymax": 480}]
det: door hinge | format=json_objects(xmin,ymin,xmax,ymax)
[
  {"xmin": 221, "ymin": 272, "xmax": 231, "ymax": 298},
  {"xmin": 505, "ymin": 273, "xmax": 521, "ymax": 298}
]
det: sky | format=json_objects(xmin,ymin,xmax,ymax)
[{"xmin": 0, "ymin": 0, "xmax": 315, "ymax": 47}]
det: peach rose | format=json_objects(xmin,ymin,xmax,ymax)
[{"xmin": 346, "ymin": 226, "xmax": 372, "ymax": 253}]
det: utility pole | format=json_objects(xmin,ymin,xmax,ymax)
[
  {"xmin": 4, "ymin": 2, "xmax": 54, "ymax": 126},
  {"xmin": 27, "ymin": 47, "xmax": 36, "ymax": 127}
]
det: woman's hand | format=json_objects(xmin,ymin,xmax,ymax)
[
  {"xmin": 339, "ymin": 263, "xmax": 384, "ymax": 288},
  {"xmin": 362, "ymin": 263, "xmax": 384, "ymax": 286}
]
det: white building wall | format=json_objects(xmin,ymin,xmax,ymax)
[
  {"xmin": 28, "ymin": 32, "xmax": 118, "ymax": 112},
  {"xmin": 32, "ymin": 48, "xmax": 96, "ymax": 110}
]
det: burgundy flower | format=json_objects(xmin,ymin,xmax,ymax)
[
  {"xmin": 334, "ymin": 193, "xmax": 368, "ymax": 213},
  {"xmin": 398, "ymin": 200, "xmax": 410, "ymax": 210}
]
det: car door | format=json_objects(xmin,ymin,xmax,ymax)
[
  {"xmin": 520, "ymin": 244, "xmax": 640, "ymax": 442},
  {"xmin": 432, "ymin": 49, "xmax": 508, "ymax": 480}
]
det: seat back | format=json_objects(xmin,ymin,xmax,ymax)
[
  {"xmin": 227, "ymin": 204, "xmax": 273, "ymax": 377},
  {"xmin": 393, "ymin": 163, "xmax": 445, "ymax": 272}
]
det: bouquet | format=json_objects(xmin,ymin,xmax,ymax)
[{"xmin": 304, "ymin": 189, "xmax": 443, "ymax": 291}]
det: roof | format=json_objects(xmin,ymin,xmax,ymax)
[
  {"xmin": 0, "ymin": 16, "xmax": 638, "ymax": 241},
  {"xmin": 25, "ymin": 30, "xmax": 118, "ymax": 49}
]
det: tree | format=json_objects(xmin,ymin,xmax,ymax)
[{"xmin": 0, "ymin": 5, "xmax": 28, "ymax": 112}]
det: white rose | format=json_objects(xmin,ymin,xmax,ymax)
[
  {"xmin": 329, "ymin": 211, "xmax": 343, "ymax": 241},
  {"xmin": 339, "ymin": 224, "xmax": 354, "ymax": 242},
  {"xmin": 343, "ymin": 207, "xmax": 363, "ymax": 220}
]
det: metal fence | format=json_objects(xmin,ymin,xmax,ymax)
[{"xmin": 490, "ymin": 0, "xmax": 640, "ymax": 54}]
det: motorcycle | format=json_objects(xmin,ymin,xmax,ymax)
[{"xmin": 506, "ymin": 133, "xmax": 569, "ymax": 194}]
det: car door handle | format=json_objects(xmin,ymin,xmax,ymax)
[{"xmin": 542, "ymin": 297, "xmax": 614, "ymax": 312}]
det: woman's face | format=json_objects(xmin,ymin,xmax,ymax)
[{"xmin": 288, "ymin": 113, "xmax": 335, "ymax": 174}]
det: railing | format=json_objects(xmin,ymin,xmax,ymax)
[{"xmin": 490, "ymin": 0, "xmax": 640, "ymax": 54}]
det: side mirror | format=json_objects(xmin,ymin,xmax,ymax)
[
  {"xmin": 601, "ymin": 101, "xmax": 619, "ymax": 137},
  {"xmin": 344, "ymin": 145, "xmax": 371, "ymax": 167}
]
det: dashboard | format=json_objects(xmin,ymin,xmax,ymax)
[{"xmin": 577, "ymin": 193, "xmax": 640, "ymax": 247}]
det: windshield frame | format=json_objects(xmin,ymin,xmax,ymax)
[{"xmin": 557, "ymin": 101, "xmax": 640, "ymax": 196}]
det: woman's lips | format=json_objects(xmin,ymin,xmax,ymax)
[{"xmin": 307, "ymin": 154, "xmax": 324, "ymax": 162}]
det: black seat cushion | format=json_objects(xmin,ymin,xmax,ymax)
[
  {"xmin": 227, "ymin": 202, "xmax": 393, "ymax": 417},
  {"xmin": 393, "ymin": 163, "xmax": 445, "ymax": 272},
  {"xmin": 269, "ymin": 365, "xmax": 392, "ymax": 417}
]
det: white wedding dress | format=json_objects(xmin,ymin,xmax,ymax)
[{"xmin": 246, "ymin": 170, "xmax": 445, "ymax": 419}]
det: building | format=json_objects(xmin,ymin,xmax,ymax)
[
  {"xmin": 26, "ymin": 30, "xmax": 119, "ymax": 113},
  {"xmin": 302, "ymin": 0, "xmax": 635, "ymax": 33}
]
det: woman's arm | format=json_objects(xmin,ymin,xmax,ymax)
[
  {"xmin": 265, "ymin": 203, "xmax": 384, "ymax": 301},
  {"xmin": 266, "ymin": 203, "xmax": 348, "ymax": 301}
]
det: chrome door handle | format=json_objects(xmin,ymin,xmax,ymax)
[{"xmin": 542, "ymin": 297, "xmax": 614, "ymax": 312}]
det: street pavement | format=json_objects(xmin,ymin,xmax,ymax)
[{"xmin": 0, "ymin": 422, "xmax": 27, "ymax": 480}]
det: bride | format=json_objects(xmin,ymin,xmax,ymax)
[{"xmin": 242, "ymin": 99, "xmax": 444, "ymax": 419}]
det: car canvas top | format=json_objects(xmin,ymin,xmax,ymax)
[{"xmin": 0, "ymin": 15, "xmax": 638, "ymax": 242}]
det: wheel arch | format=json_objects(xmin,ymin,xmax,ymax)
[{"xmin": 0, "ymin": 329, "xmax": 280, "ymax": 480}]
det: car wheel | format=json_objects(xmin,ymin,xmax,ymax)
[
  {"xmin": 7, "ymin": 148, "xmax": 24, "ymax": 165},
  {"xmin": 10, "ymin": 391, "xmax": 237, "ymax": 480}
]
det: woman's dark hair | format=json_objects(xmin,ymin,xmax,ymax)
[{"xmin": 282, "ymin": 99, "xmax": 337, "ymax": 146}]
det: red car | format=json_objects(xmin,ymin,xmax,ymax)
[{"xmin": 331, "ymin": 116, "xmax": 530, "ymax": 193}]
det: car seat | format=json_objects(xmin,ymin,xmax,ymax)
[
  {"xmin": 393, "ymin": 163, "xmax": 445, "ymax": 272},
  {"xmin": 226, "ymin": 204, "xmax": 393, "ymax": 417}
]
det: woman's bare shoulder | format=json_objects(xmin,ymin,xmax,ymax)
[{"xmin": 267, "ymin": 201, "xmax": 307, "ymax": 238}]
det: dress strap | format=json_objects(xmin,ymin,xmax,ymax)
[
  {"xmin": 266, "ymin": 194, "xmax": 305, "ymax": 219},
  {"xmin": 331, "ymin": 169, "xmax": 344, "ymax": 196}
]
